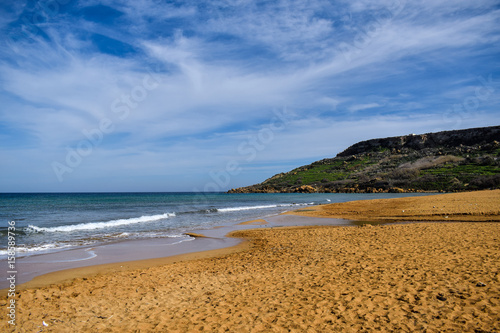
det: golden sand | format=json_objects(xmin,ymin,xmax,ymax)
[
  {"xmin": 2, "ymin": 191, "xmax": 500, "ymax": 332},
  {"xmin": 290, "ymin": 189, "xmax": 500, "ymax": 222},
  {"xmin": 237, "ymin": 219, "xmax": 268, "ymax": 225}
]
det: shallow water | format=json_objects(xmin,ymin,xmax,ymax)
[
  {"xmin": 0, "ymin": 192, "xmax": 433, "ymax": 288},
  {"xmin": 0, "ymin": 192, "xmax": 429, "ymax": 258}
]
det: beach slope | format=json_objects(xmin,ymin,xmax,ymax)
[
  {"xmin": 289, "ymin": 189, "xmax": 500, "ymax": 222},
  {"xmin": 2, "ymin": 191, "xmax": 499, "ymax": 332}
]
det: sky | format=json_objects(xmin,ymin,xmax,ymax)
[{"xmin": 0, "ymin": 0, "xmax": 499, "ymax": 192}]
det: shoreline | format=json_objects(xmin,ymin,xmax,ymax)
[
  {"xmin": 2, "ymin": 190, "xmax": 499, "ymax": 331},
  {"xmin": 3, "ymin": 221, "xmax": 499, "ymax": 332},
  {"xmin": 4, "ymin": 236, "xmax": 251, "ymax": 296},
  {"xmin": 2, "ymin": 190, "xmax": 498, "ymax": 293},
  {"xmin": 0, "ymin": 214, "xmax": 351, "ymax": 294},
  {"xmin": 289, "ymin": 189, "xmax": 500, "ymax": 222},
  {"xmin": 0, "ymin": 235, "xmax": 241, "ymax": 295}
]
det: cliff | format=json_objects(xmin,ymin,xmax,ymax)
[{"xmin": 228, "ymin": 125, "xmax": 500, "ymax": 193}]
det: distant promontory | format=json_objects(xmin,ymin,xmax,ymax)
[{"xmin": 228, "ymin": 125, "xmax": 500, "ymax": 193}]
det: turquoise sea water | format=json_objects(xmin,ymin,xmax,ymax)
[{"xmin": 0, "ymin": 192, "xmax": 428, "ymax": 258}]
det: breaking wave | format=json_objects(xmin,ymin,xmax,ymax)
[{"xmin": 25, "ymin": 213, "xmax": 175, "ymax": 233}]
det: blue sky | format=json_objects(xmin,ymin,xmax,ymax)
[{"xmin": 1, "ymin": 0, "xmax": 499, "ymax": 192}]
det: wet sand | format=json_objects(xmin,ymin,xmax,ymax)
[
  {"xmin": 237, "ymin": 219, "xmax": 268, "ymax": 225},
  {"xmin": 2, "ymin": 190, "xmax": 499, "ymax": 332},
  {"xmin": 0, "ymin": 216, "xmax": 348, "ymax": 292},
  {"xmin": 0, "ymin": 235, "xmax": 241, "ymax": 291}
]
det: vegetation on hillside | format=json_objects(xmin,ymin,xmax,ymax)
[{"xmin": 229, "ymin": 126, "xmax": 500, "ymax": 193}]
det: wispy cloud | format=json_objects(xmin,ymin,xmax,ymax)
[
  {"xmin": 0, "ymin": 0, "xmax": 499, "ymax": 191},
  {"xmin": 348, "ymin": 103, "xmax": 381, "ymax": 113}
]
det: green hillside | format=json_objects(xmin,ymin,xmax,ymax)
[{"xmin": 229, "ymin": 126, "xmax": 500, "ymax": 193}]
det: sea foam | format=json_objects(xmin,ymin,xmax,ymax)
[
  {"xmin": 217, "ymin": 203, "xmax": 309, "ymax": 213},
  {"xmin": 25, "ymin": 213, "xmax": 175, "ymax": 233}
]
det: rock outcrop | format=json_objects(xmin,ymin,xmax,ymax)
[
  {"xmin": 338, "ymin": 126, "xmax": 500, "ymax": 157},
  {"xmin": 228, "ymin": 125, "xmax": 500, "ymax": 193}
]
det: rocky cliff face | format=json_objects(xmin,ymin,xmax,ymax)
[
  {"xmin": 229, "ymin": 125, "xmax": 500, "ymax": 194},
  {"xmin": 338, "ymin": 126, "xmax": 500, "ymax": 157}
]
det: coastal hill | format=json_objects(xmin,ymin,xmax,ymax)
[{"xmin": 228, "ymin": 125, "xmax": 500, "ymax": 193}]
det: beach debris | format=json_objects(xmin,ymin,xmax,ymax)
[
  {"xmin": 436, "ymin": 293, "xmax": 447, "ymax": 301},
  {"xmin": 476, "ymin": 282, "xmax": 486, "ymax": 287},
  {"xmin": 42, "ymin": 321, "xmax": 49, "ymax": 327}
]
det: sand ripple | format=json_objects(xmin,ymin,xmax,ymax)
[{"xmin": 2, "ymin": 222, "xmax": 499, "ymax": 332}]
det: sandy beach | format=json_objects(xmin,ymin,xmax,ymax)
[
  {"xmin": 2, "ymin": 190, "xmax": 500, "ymax": 332},
  {"xmin": 289, "ymin": 189, "xmax": 500, "ymax": 222}
]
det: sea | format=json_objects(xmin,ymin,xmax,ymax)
[{"xmin": 0, "ymin": 192, "xmax": 427, "ymax": 259}]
